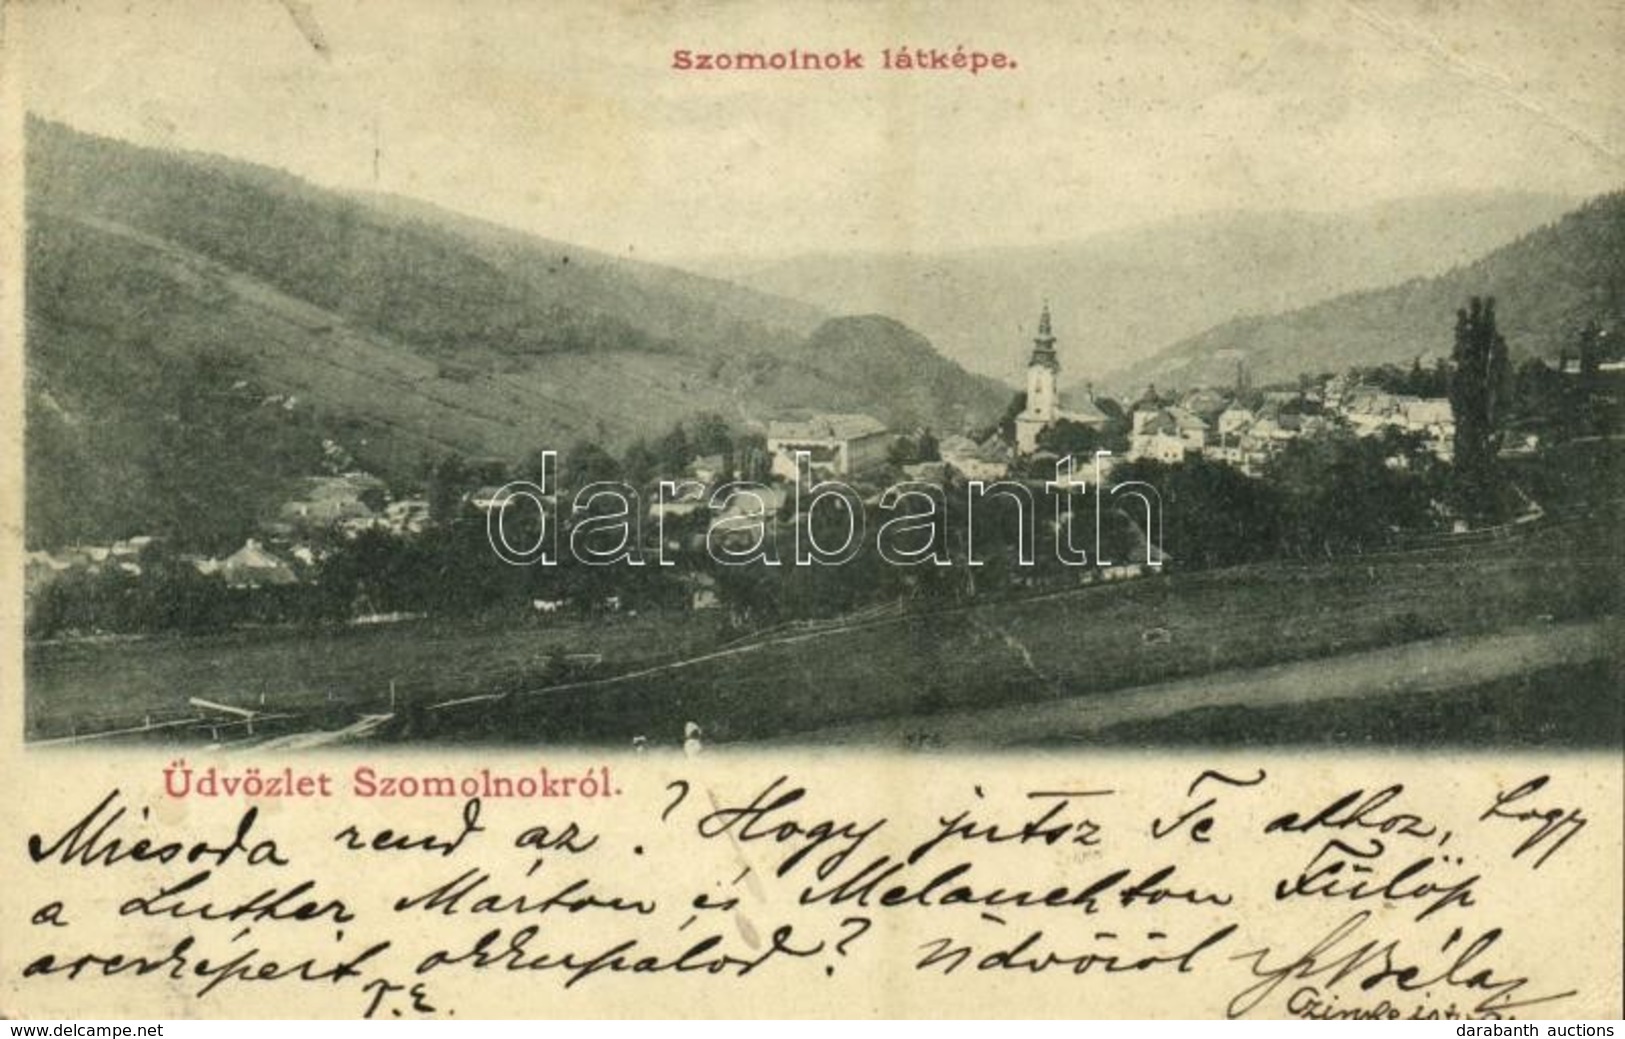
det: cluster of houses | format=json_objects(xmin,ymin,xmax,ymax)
[
  {"xmin": 26, "ymin": 535, "xmax": 159, "ymax": 585},
  {"xmin": 24, "ymin": 534, "xmax": 304, "ymax": 605},
  {"xmin": 611, "ymin": 306, "xmax": 1470, "ymax": 505},
  {"xmin": 1331, "ymin": 384, "xmax": 1456, "ymax": 457},
  {"xmin": 1126, "ymin": 383, "xmax": 1455, "ymax": 476},
  {"xmin": 273, "ymin": 472, "xmax": 430, "ymax": 540},
  {"xmin": 949, "ymin": 304, "xmax": 1462, "ymax": 484},
  {"xmin": 25, "ymin": 467, "xmax": 436, "ymax": 611}
]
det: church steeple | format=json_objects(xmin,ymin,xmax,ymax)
[
  {"xmin": 1029, "ymin": 301, "xmax": 1059, "ymax": 371},
  {"xmin": 1019, "ymin": 300, "xmax": 1062, "ymax": 446}
]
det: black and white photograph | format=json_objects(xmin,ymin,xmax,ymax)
[{"xmin": 16, "ymin": 2, "xmax": 1622, "ymax": 753}]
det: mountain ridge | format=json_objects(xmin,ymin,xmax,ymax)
[
  {"xmin": 1105, "ymin": 191, "xmax": 1625, "ymax": 394},
  {"xmin": 705, "ymin": 191, "xmax": 1581, "ymax": 386},
  {"xmin": 23, "ymin": 117, "xmax": 1007, "ymax": 548}
]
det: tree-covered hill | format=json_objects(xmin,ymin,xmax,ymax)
[
  {"xmin": 1107, "ymin": 192, "xmax": 1625, "ymax": 394},
  {"xmin": 24, "ymin": 118, "xmax": 1005, "ymax": 548}
]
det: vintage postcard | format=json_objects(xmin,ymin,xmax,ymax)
[{"xmin": 1, "ymin": 0, "xmax": 1621, "ymax": 1021}]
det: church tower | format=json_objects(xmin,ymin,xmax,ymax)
[
  {"xmin": 1025, "ymin": 302, "xmax": 1060, "ymax": 420},
  {"xmin": 1015, "ymin": 303, "xmax": 1060, "ymax": 453}
]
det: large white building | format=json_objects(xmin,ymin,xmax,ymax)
[{"xmin": 766, "ymin": 413, "xmax": 892, "ymax": 481}]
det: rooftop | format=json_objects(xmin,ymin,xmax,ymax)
[{"xmin": 768, "ymin": 413, "xmax": 888, "ymax": 442}]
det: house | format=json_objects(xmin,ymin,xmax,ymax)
[
  {"xmin": 649, "ymin": 480, "xmax": 708, "ymax": 525},
  {"xmin": 1128, "ymin": 407, "xmax": 1208, "ymax": 462},
  {"xmin": 1339, "ymin": 386, "xmax": 1403, "ymax": 435},
  {"xmin": 1129, "ymin": 429, "xmax": 1188, "ymax": 464},
  {"xmin": 712, "ymin": 484, "xmax": 789, "ymax": 524},
  {"xmin": 902, "ymin": 461, "xmax": 950, "ymax": 484},
  {"xmin": 683, "ymin": 572, "xmax": 721, "ymax": 611},
  {"xmin": 1401, "ymin": 399, "xmax": 1453, "ymax": 428},
  {"xmin": 1166, "ymin": 407, "xmax": 1209, "ymax": 449},
  {"xmin": 383, "ymin": 498, "xmax": 432, "ymax": 535},
  {"xmin": 766, "ymin": 413, "xmax": 891, "ymax": 481},
  {"xmin": 1205, "ymin": 405, "xmax": 1276, "ymax": 473},
  {"xmin": 25, "ymin": 549, "xmax": 73, "ymax": 576},
  {"xmin": 687, "ymin": 454, "xmax": 728, "ymax": 485},
  {"xmin": 339, "ymin": 516, "xmax": 383, "ymax": 539},
  {"xmin": 1248, "ymin": 412, "xmax": 1296, "ymax": 442},
  {"xmin": 182, "ymin": 554, "xmax": 223, "ymax": 577},
  {"xmin": 938, "ymin": 434, "xmax": 1009, "ymax": 481},
  {"xmin": 1216, "ymin": 406, "xmax": 1255, "ymax": 438},
  {"xmin": 467, "ymin": 485, "xmax": 513, "ymax": 512},
  {"xmin": 1180, "ymin": 388, "xmax": 1231, "ymax": 422},
  {"xmin": 219, "ymin": 539, "xmax": 299, "ymax": 588},
  {"xmin": 1399, "ymin": 398, "xmax": 1455, "ymax": 460},
  {"xmin": 23, "ymin": 551, "xmax": 76, "ymax": 606},
  {"xmin": 110, "ymin": 535, "xmax": 158, "ymax": 559},
  {"xmin": 279, "ymin": 473, "xmax": 386, "ymax": 528}
]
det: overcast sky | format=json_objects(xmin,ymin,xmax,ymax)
[{"xmin": 16, "ymin": 0, "xmax": 1625, "ymax": 263}]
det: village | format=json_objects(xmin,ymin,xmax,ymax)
[{"xmin": 27, "ymin": 299, "xmax": 1612, "ymax": 644}]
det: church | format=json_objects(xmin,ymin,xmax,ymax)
[{"xmin": 1013, "ymin": 303, "xmax": 1109, "ymax": 454}]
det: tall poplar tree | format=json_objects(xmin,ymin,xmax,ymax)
[{"xmin": 1447, "ymin": 297, "xmax": 1511, "ymax": 520}]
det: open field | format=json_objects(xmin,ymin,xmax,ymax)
[
  {"xmin": 449, "ymin": 541, "xmax": 1617, "ymax": 747},
  {"xmin": 792, "ymin": 620, "xmax": 1622, "ymax": 749},
  {"xmin": 25, "ymin": 518, "xmax": 1621, "ymax": 748},
  {"xmin": 24, "ymin": 611, "xmax": 721, "ymax": 742}
]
